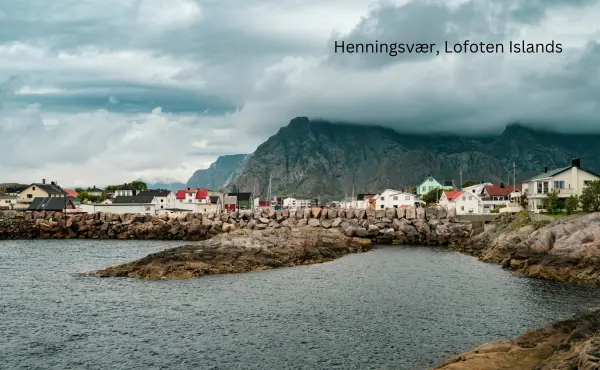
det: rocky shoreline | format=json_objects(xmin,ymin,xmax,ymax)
[
  {"xmin": 85, "ymin": 228, "xmax": 373, "ymax": 279},
  {"xmin": 452, "ymin": 211, "xmax": 600, "ymax": 287},
  {"xmin": 435, "ymin": 307, "xmax": 600, "ymax": 370}
]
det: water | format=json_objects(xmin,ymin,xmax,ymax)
[{"xmin": 2, "ymin": 240, "xmax": 600, "ymax": 370}]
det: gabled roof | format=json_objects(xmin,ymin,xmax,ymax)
[
  {"xmin": 454, "ymin": 191, "xmax": 483, "ymax": 203},
  {"xmin": 113, "ymin": 195, "xmax": 155, "ymax": 204},
  {"xmin": 65, "ymin": 190, "xmax": 78, "ymax": 197},
  {"xmin": 27, "ymin": 183, "xmax": 67, "ymax": 195},
  {"xmin": 140, "ymin": 189, "xmax": 171, "ymax": 197},
  {"xmin": 443, "ymin": 190, "xmax": 464, "ymax": 202},
  {"xmin": 526, "ymin": 166, "xmax": 600, "ymax": 181},
  {"xmin": 196, "ymin": 189, "xmax": 209, "ymax": 199},
  {"xmin": 118, "ymin": 183, "xmax": 137, "ymax": 191},
  {"xmin": 28, "ymin": 197, "xmax": 74, "ymax": 211},
  {"xmin": 87, "ymin": 186, "xmax": 103, "ymax": 192},
  {"xmin": 418, "ymin": 175, "xmax": 442, "ymax": 187},
  {"xmin": 484, "ymin": 185, "xmax": 521, "ymax": 197},
  {"xmin": 176, "ymin": 189, "xmax": 197, "ymax": 199}
]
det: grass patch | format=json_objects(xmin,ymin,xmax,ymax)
[{"xmin": 542, "ymin": 211, "xmax": 588, "ymax": 218}]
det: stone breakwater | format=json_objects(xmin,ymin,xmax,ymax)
[
  {"xmin": 0, "ymin": 206, "xmax": 474, "ymax": 245},
  {"xmin": 436, "ymin": 307, "xmax": 600, "ymax": 370}
]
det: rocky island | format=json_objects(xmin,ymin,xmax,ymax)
[
  {"xmin": 436, "ymin": 307, "xmax": 600, "ymax": 369},
  {"xmin": 85, "ymin": 228, "xmax": 372, "ymax": 279}
]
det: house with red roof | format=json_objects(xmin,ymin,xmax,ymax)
[
  {"xmin": 481, "ymin": 183, "xmax": 522, "ymax": 212},
  {"xmin": 439, "ymin": 189, "xmax": 484, "ymax": 214}
]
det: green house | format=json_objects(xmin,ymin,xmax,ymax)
[{"xmin": 417, "ymin": 175, "xmax": 454, "ymax": 199}]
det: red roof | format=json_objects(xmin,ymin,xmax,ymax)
[
  {"xmin": 66, "ymin": 190, "xmax": 78, "ymax": 197},
  {"xmin": 443, "ymin": 190, "xmax": 464, "ymax": 201},
  {"xmin": 196, "ymin": 189, "xmax": 209, "ymax": 199},
  {"xmin": 485, "ymin": 185, "xmax": 521, "ymax": 197},
  {"xmin": 176, "ymin": 189, "xmax": 197, "ymax": 199}
]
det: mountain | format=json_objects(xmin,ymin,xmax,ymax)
[
  {"xmin": 221, "ymin": 117, "xmax": 600, "ymax": 201},
  {"xmin": 186, "ymin": 154, "xmax": 248, "ymax": 189},
  {"xmin": 145, "ymin": 181, "xmax": 187, "ymax": 190}
]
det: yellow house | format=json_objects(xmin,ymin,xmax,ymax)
[{"xmin": 15, "ymin": 180, "xmax": 67, "ymax": 210}]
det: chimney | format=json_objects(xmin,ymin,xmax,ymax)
[
  {"xmin": 188, "ymin": 187, "xmax": 190, "ymax": 190},
  {"xmin": 544, "ymin": 167, "xmax": 547, "ymax": 173},
  {"xmin": 572, "ymin": 158, "xmax": 580, "ymax": 168},
  {"xmin": 500, "ymin": 182, "xmax": 504, "ymax": 188},
  {"xmin": 42, "ymin": 178, "xmax": 46, "ymax": 184},
  {"xmin": 51, "ymin": 181, "xmax": 56, "ymax": 185}
]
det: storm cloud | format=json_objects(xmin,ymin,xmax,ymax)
[{"xmin": 1, "ymin": 0, "xmax": 599, "ymax": 186}]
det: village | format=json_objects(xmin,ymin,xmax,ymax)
[{"xmin": 1, "ymin": 158, "xmax": 598, "ymax": 216}]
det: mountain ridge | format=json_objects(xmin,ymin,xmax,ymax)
[{"xmin": 188, "ymin": 118, "xmax": 600, "ymax": 201}]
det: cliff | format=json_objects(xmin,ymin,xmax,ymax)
[{"xmin": 186, "ymin": 154, "xmax": 248, "ymax": 189}]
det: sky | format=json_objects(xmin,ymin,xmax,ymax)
[{"xmin": 1, "ymin": 0, "xmax": 600, "ymax": 187}]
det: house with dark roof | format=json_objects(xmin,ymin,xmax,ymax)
[
  {"xmin": 224, "ymin": 192, "xmax": 253, "ymax": 211},
  {"xmin": 27, "ymin": 197, "xmax": 75, "ymax": 212},
  {"xmin": 137, "ymin": 189, "xmax": 176, "ymax": 211},
  {"xmin": 523, "ymin": 158, "xmax": 600, "ymax": 213},
  {"xmin": 86, "ymin": 186, "xmax": 104, "ymax": 197},
  {"xmin": 114, "ymin": 183, "xmax": 138, "ymax": 197},
  {"xmin": 15, "ymin": 180, "xmax": 67, "ymax": 210}
]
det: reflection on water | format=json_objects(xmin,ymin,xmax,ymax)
[{"xmin": 1, "ymin": 241, "xmax": 599, "ymax": 370}]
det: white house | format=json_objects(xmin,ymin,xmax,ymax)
[
  {"xmin": 480, "ymin": 184, "xmax": 522, "ymax": 212},
  {"xmin": 114, "ymin": 184, "xmax": 138, "ymax": 197},
  {"xmin": 283, "ymin": 197, "xmax": 312, "ymax": 208},
  {"xmin": 0, "ymin": 195, "xmax": 17, "ymax": 210},
  {"xmin": 523, "ymin": 158, "xmax": 600, "ymax": 213},
  {"xmin": 374, "ymin": 189, "xmax": 418, "ymax": 209},
  {"xmin": 138, "ymin": 189, "xmax": 175, "ymax": 211},
  {"xmin": 81, "ymin": 203, "xmax": 156, "ymax": 215},
  {"xmin": 439, "ymin": 190, "xmax": 484, "ymax": 215}
]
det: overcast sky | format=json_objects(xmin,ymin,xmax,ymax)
[{"xmin": 1, "ymin": 0, "xmax": 600, "ymax": 186}]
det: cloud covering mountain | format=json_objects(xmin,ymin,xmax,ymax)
[{"xmin": 1, "ymin": 0, "xmax": 600, "ymax": 186}]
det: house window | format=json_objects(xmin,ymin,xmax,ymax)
[
  {"xmin": 421, "ymin": 186, "xmax": 426, "ymax": 192},
  {"xmin": 161, "ymin": 199, "xmax": 164, "ymax": 202},
  {"xmin": 472, "ymin": 189, "xmax": 476, "ymax": 193},
  {"xmin": 380, "ymin": 197, "xmax": 384, "ymax": 201},
  {"xmin": 584, "ymin": 180, "xmax": 592, "ymax": 186},
  {"xmin": 543, "ymin": 181, "xmax": 549, "ymax": 194},
  {"xmin": 145, "ymin": 207, "xmax": 150, "ymax": 211},
  {"xmin": 161, "ymin": 206, "xmax": 164, "ymax": 209},
  {"xmin": 537, "ymin": 182, "xmax": 542, "ymax": 194},
  {"xmin": 189, "ymin": 199, "xmax": 192, "ymax": 203},
  {"xmin": 27, "ymin": 194, "xmax": 32, "ymax": 199},
  {"xmin": 461, "ymin": 206, "xmax": 464, "ymax": 210},
  {"xmin": 32, "ymin": 187, "xmax": 35, "ymax": 190},
  {"xmin": 405, "ymin": 196, "xmax": 410, "ymax": 200},
  {"xmin": 553, "ymin": 181, "xmax": 564, "ymax": 189},
  {"xmin": 380, "ymin": 205, "xmax": 384, "ymax": 209},
  {"xmin": 393, "ymin": 205, "xmax": 398, "ymax": 208},
  {"xmin": 393, "ymin": 196, "xmax": 398, "ymax": 200}
]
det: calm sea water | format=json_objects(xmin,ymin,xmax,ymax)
[{"xmin": 2, "ymin": 240, "xmax": 600, "ymax": 370}]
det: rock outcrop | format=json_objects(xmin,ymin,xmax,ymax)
[
  {"xmin": 85, "ymin": 228, "xmax": 372, "ymax": 279},
  {"xmin": 0, "ymin": 206, "xmax": 472, "ymax": 245},
  {"xmin": 454, "ymin": 211, "xmax": 600, "ymax": 287},
  {"xmin": 437, "ymin": 307, "xmax": 600, "ymax": 370}
]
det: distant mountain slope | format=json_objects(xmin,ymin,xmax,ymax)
[
  {"xmin": 186, "ymin": 154, "xmax": 248, "ymax": 189},
  {"xmin": 145, "ymin": 181, "xmax": 186, "ymax": 191},
  {"xmin": 222, "ymin": 117, "xmax": 600, "ymax": 201}
]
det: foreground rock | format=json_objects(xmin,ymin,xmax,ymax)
[
  {"xmin": 436, "ymin": 307, "xmax": 600, "ymax": 370},
  {"xmin": 454, "ymin": 212, "xmax": 600, "ymax": 287},
  {"xmin": 84, "ymin": 228, "xmax": 372, "ymax": 279}
]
